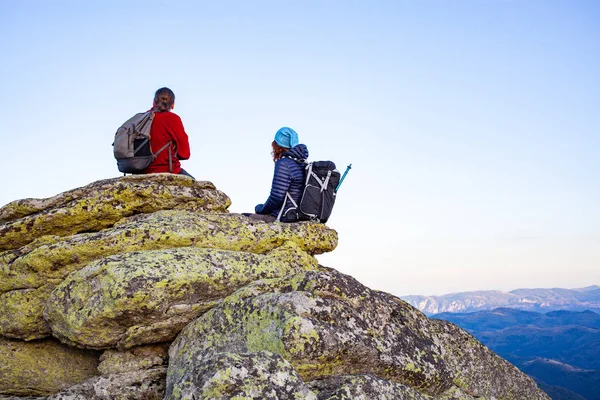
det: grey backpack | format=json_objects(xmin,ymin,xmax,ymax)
[{"xmin": 113, "ymin": 111, "xmax": 172, "ymax": 173}]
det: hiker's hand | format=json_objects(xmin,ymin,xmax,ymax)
[{"xmin": 255, "ymin": 204, "xmax": 263, "ymax": 213}]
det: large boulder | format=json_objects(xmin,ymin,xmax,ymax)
[
  {"xmin": 167, "ymin": 268, "xmax": 548, "ymax": 399},
  {"xmin": 45, "ymin": 242, "xmax": 319, "ymax": 349},
  {"xmin": 0, "ymin": 174, "xmax": 230, "ymax": 251},
  {"xmin": 168, "ymin": 351, "xmax": 317, "ymax": 400},
  {"xmin": 0, "ymin": 337, "xmax": 100, "ymax": 397},
  {"xmin": 167, "ymin": 268, "xmax": 450, "ymax": 397}
]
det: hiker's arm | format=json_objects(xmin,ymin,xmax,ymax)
[
  {"xmin": 256, "ymin": 160, "xmax": 291, "ymax": 214},
  {"xmin": 171, "ymin": 115, "xmax": 191, "ymax": 160}
]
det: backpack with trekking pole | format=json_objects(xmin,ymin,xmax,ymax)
[
  {"xmin": 277, "ymin": 161, "xmax": 352, "ymax": 223},
  {"xmin": 112, "ymin": 111, "xmax": 173, "ymax": 174}
]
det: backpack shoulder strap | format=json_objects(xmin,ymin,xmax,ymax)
[
  {"xmin": 275, "ymin": 157, "xmax": 307, "ymax": 222},
  {"xmin": 276, "ymin": 192, "xmax": 298, "ymax": 222},
  {"xmin": 304, "ymin": 162, "xmax": 313, "ymax": 185},
  {"xmin": 153, "ymin": 141, "xmax": 171, "ymax": 156},
  {"xmin": 151, "ymin": 142, "xmax": 173, "ymax": 173}
]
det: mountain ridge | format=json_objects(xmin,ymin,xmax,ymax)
[{"xmin": 402, "ymin": 285, "xmax": 600, "ymax": 315}]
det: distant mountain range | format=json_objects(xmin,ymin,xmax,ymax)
[
  {"xmin": 432, "ymin": 308, "xmax": 600, "ymax": 400},
  {"xmin": 402, "ymin": 285, "xmax": 600, "ymax": 315}
]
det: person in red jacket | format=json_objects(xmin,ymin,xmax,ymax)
[{"xmin": 144, "ymin": 87, "xmax": 194, "ymax": 178}]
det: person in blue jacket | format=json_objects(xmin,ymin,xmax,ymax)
[{"xmin": 247, "ymin": 127, "xmax": 308, "ymax": 223}]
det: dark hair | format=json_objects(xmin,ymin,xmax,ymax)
[
  {"xmin": 153, "ymin": 87, "xmax": 175, "ymax": 112},
  {"xmin": 271, "ymin": 140, "xmax": 288, "ymax": 162}
]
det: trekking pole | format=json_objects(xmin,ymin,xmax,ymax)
[{"xmin": 335, "ymin": 164, "xmax": 352, "ymax": 191}]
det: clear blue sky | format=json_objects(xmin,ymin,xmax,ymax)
[{"xmin": 1, "ymin": 0, "xmax": 598, "ymax": 296}]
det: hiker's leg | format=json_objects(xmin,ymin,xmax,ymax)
[
  {"xmin": 178, "ymin": 168, "xmax": 195, "ymax": 179},
  {"xmin": 245, "ymin": 213, "xmax": 276, "ymax": 223}
]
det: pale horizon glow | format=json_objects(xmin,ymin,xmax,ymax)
[{"xmin": 1, "ymin": 1, "xmax": 598, "ymax": 296}]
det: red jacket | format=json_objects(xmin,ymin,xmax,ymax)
[{"xmin": 144, "ymin": 111, "xmax": 190, "ymax": 174}]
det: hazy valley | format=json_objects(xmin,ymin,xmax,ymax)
[{"xmin": 430, "ymin": 307, "xmax": 600, "ymax": 400}]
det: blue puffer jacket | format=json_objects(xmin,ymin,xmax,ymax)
[{"xmin": 255, "ymin": 144, "xmax": 308, "ymax": 219}]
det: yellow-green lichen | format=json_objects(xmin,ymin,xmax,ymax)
[
  {"xmin": 0, "ymin": 174, "xmax": 230, "ymax": 251},
  {"xmin": 283, "ymin": 316, "xmax": 321, "ymax": 357},
  {"xmin": 1, "ymin": 211, "xmax": 336, "ymax": 293},
  {"xmin": 245, "ymin": 314, "xmax": 287, "ymax": 356},
  {"xmin": 0, "ymin": 284, "xmax": 54, "ymax": 340},
  {"xmin": 1, "ymin": 210, "xmax": 334, "ymax": 341},
  {"xmin": 0, "ymin": 337, "xmax": 100, "ymax": 396},
  {"xmin": 45, "ymin": 242, "xmax": 318, "ymax": 349}
]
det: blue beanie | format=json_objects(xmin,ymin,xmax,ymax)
[{"xmin": 274, "ymin": 127, "xmax": 299, "ymax": 149}]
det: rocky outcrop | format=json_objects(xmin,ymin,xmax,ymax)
[
  {"xmin": 0, "ymin": 174, "xmax": 230, "ymax": 251},
  {"xmin": 1, "ymin": 181, "xmax": 334, "ymax": 342},
  {"xmin": 0, "ymin": 174, "xmax": 548, "ymax": 399}
]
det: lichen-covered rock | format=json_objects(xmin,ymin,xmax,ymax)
[
  {"xmin": 45, "ymin": 242, "xmax": 318, "ymax": 349},
  {"xmin": 429, "ymin": 319, "xmax": 549, "ymax": 399},
  {"xmin": 98, "ymin": 344, "xmax": 169, "ymax": 375},
  {"xmin": 0, "ymin": 284, "xmax": 53, "ymax": 340},
  {"xmin": 308, "ymin": 374, "xmax": 477, "ymax": 400},
  {"xmin": 0, "ymin": 175, "xmax": 549, "ymax": 400},
  {"xmin": 0, "ymin": 174, "xmax": 230, "ymax": 251},
  {"xmin": 167, "ymin": 268, "xmax": 549, "ymax": 399},
  {"xmin": 1, "ymin": 211, "xmax": 337, "ymax": 293},
  {"xmin": 0, "ymin": 337, "xmax": 100, "ymax": 396},
  {"xmin": 46, "ymin": 367, "xmax": 166, "ymax": 400},
  {"xmin": 166, "ymin": 351, "xmax": 317, "ymax": 400},
  {"xmin": 309, "ymin": 374, "xmax": 434, "ymax": 399},
  {"xmin": 1, "ymin": 209, "xmax": 337, "ymax": 341},
  {"xmin": 168, "ymin": 268, "xmax": 454, "ymax": 397},
  {"xmin": 0, "ymin": 369, "xmax": 166, "ymax": 400}
]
